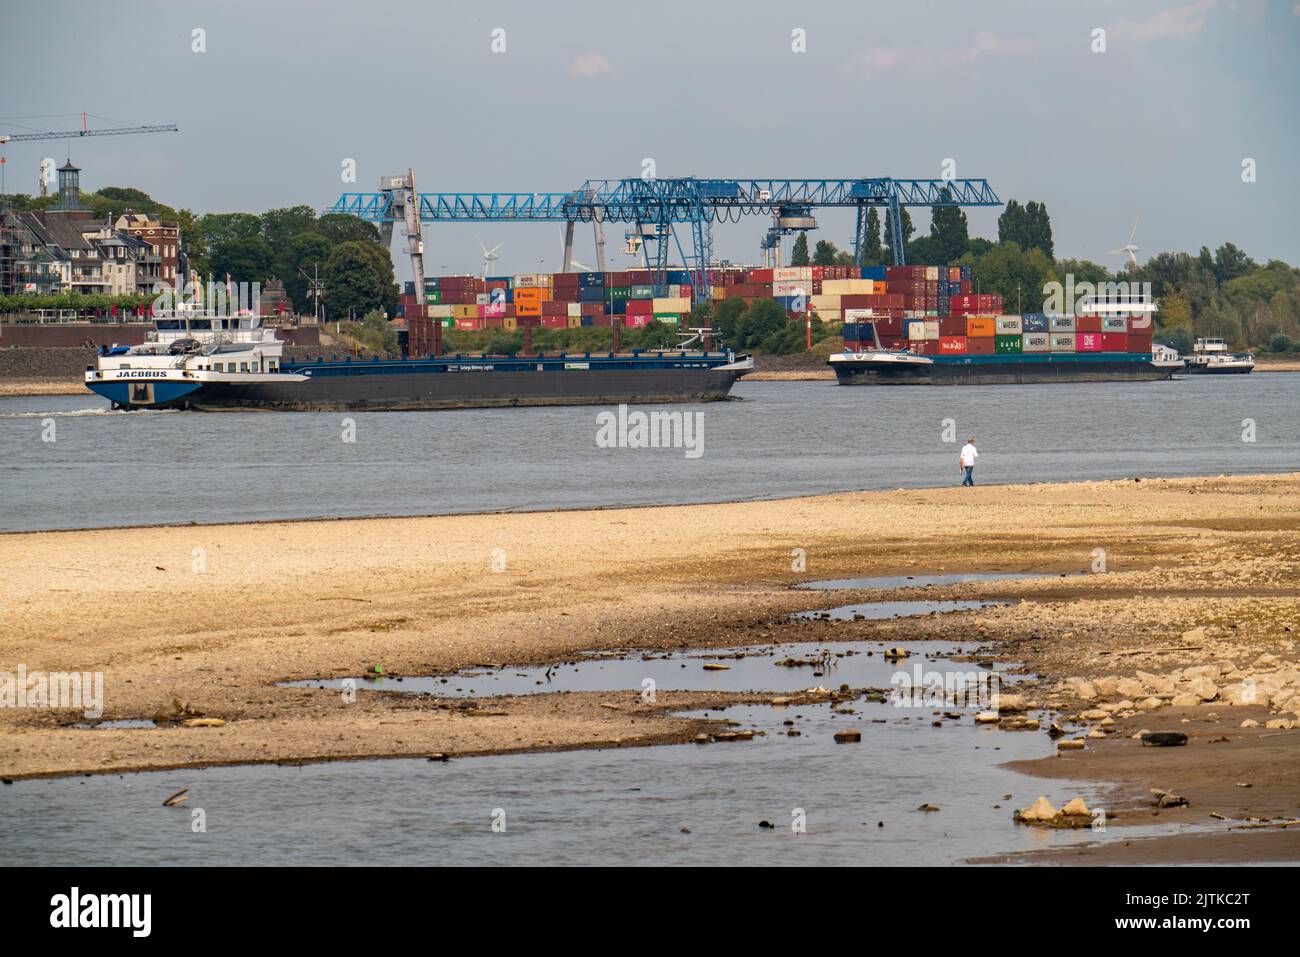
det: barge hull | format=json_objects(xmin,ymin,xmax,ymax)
[
  {"xmin": 831, "ymin": 354, "xmax": 1173, "ymax": 386},
  {"xmin": 171, "ymin": 366, "xmax": 747, "ymax": 412}
]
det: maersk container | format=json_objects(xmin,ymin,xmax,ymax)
[
  {"xmin": 1022, "ymin": 332, "xmax": 1051, "ymax": 353},
  {"xmin": 994, "ymin": 334, "xmax": 1023, "ymax": 354},
  {"xmin": 1102, "ymin": 317, "xmax": 1128, "ymax": 332},
  {"xmin": 1021, "ymin": 313, "xmax": 1048, "ymax": 333},
  {"xmin": 996, "ymin": 315, "xmax": 1023, "ymax": 335},
  {"xmin": 1049, "ymin": 315, "xmax": 1076, "ymax": 332}
]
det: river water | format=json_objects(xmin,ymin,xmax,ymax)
[{"xmin": 1, "ymin": 373, "xmax": 1295, "ymax": 533}]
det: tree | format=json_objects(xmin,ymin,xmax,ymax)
[
  {"xmin": 176, "ymin": 209, "xmax": 208, "ymax": 280},
  {"xmin": 1023, "ymin": 201, "xmax": 1054, "ymax": 260},
  {"xmin": 1213, "ymin": 243, "xmax": 1254, "ymax": 284},
  {"xmin": 210, "ymin": 236, "xmax": 274, "ymax": 284},
  {"xmin": 928, "ymin": 188, "xmax": 970, "ymax": 264},
  {"xmin": 201, "ymin": 212, "xmax": 263, "ymax": 252},
  {"xmin": 883, "ymin": 208, "xmax": 914, "ymax": 262},
  {"xmin": 957, "ymin": 241, "xmax": 1056, "ymax": 312},
  {"xmin": 997, "ymin": 200, "xmax": 1026, "ymax": 247},
  {"xmin": 865, "ymin": 208, "xmax": 882, "ymax": 264},
  {"xmin": 277, "ymin": 232, "xmax": 333, "ymax": 312},
  {"xmin": 1158, "ymin": 290, "xmax": 1193, "ymax": 331},
  {"xmin": 323, "ymin": 240, "xmax": 397, "ymax": 319},
  {"xmin": 812, "ymin": 239, "xmax": 839, "ymax": 266},
  {"xmin": 313, "ymin": 213, "xmax": 380, "ymax": 245},
  {"xmin": 790, "ymin": 233, "xmax": 809, "ymax": 267},
  {"xmin": 261, "ymin": 205, "xmax": 317, "ymax": 248}
]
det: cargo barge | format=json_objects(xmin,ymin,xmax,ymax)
[
  {"xmin": 84, "ymin": 314, "xmax": 751, "ymax": 411},
  {"xmin": 828, "ymin": 349, "xmax": 1173, "ymax": 385}
]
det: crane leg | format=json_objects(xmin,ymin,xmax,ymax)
[{"xmin": 561, "ymin": 221, "xmax": 575, "ymax": 273}]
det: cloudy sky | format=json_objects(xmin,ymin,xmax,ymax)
[{"xmin": 2, "ymin": 0, "xmax": 1297, "ymax": 279}]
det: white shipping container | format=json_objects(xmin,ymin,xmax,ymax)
[
  {"xmin": 773, "ymin": 267, "xmax": 811, "ymax": 281},
  {"xmin": 1022, "ymin": 332, "xmax": 1051, "ymax": 353},
  {"xmin": 821, "ymin": 279, "xmax": 850, "ymax": 295},
  {"xmin": 428, "ymin": 305, "xmax": 453, "ymax": 318},
  {"xmin": 773, "ymin": 281, "xmax": 809, "ymax": 297},
  {"xmin": 996, "ymin": 315, "xmax": 1023, "ymax": 334},
  {"xmin": 652, "ymin": 297, "xmax": 691, "ymax": 313},
  {"xmin": 844, "ymin": 309, "xmax": 875, "ymax": 321},
  {"xmin": 925, "ymin": 266, "xmax": 939, "ymax": 281},
  {"xmin": 1102, "ymin": 317, "xmax": 1128, "ymax": 332},
  {"xmin": 1049, "ymin": 316, "xmax": 1076, "ymax": 332},
  {"xmin": 1050, "ymin": 333, "xmax": 1076, "ymax": 352},
  {"xmin": 923, "ymin": 320, "xmax": 940, "ymax": 340},
  {"xmin": 475, "ymin": 293, "xmax": 490, "ymax": 305},
  {"xmin": 810, "ymin": 294, "xmax": 841, "ymax": 310},
  {"xmin": 907, "ymin": 320, "xmax": 927, "ymax": 340},
  {"xmin": 567, "ymin": 302, "xmax": 581, "ymax": 317}
]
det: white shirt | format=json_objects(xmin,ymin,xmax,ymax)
[{"xmin": 960, "ymin": 444, "xmax": 978, "ymax": 467}]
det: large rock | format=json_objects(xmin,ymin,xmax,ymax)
[
  {"xmin": 992, "ymin": 693, "xmax": 1028, "ymax": 713},
  {"xmin": 1136, "ymin": 671, "xmax": 1175, "ymax": 695},
  {"xmin": 1183, "ymin": 676, "xmax": 1219, "ymax": 702},
  {"xmin": 1016, "ymin": 797, "xmax": 1058, "ymax": 822},
  {"xmin": 1170, "ymin": 693, "xmax": 1201, "ymax": 708},
  {"xmin": 1115, "ymin": 678, "xmax": 1147, "ymax": 698}
]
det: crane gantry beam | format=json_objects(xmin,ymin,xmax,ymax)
[
  {"xmin": 0, "ymin": 124, "xmax": 179, "ymax": 144},
  {"xmin": 331, "ymin": 176, "xmax": 1002, "ymax": 299}
]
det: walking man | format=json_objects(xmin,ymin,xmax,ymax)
[{"xmin": 959, "ymin": 437, "xmax": 978, "ymax": 486}]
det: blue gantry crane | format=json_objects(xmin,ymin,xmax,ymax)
[{"xmin": 331, "ymin": 176, "xmax": 1001, "ymax": 300}]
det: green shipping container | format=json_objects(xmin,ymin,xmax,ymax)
[
  {"xmin": 653, "ymin": 313, "xmax": 681, "ymax": 325},
  {"xmin": 605, "ymin": 287, "xmax": 630, "ymax": 300},
  {"xmin": 631, "ymin": 284, "xmax": 654, "ymax": 298},
  {"xmin": 994, "ymin": 335, "xmax": 1023, "ymax": 354},
  {"xmin": 425, "ymin": 292, "xmax": 442, "ymax": 304}
]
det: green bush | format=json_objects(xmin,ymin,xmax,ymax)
[{"xmin": 1267, "ymin": 332, "xmax": 1294, "ymax": 353}]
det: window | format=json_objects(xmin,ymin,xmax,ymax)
[{"xmin": 239, "ymin": 363, "xmax": 249, "ymax": 373}]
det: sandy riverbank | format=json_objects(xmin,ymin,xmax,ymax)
[{"xmin": 2, "ymin": 474, "xmax": 1298, "ymax": 860}]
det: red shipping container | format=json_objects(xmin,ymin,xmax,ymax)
[
  {"xmin": 747, "ymin": 268, "xmax": 774, "ymax": 283},
  {"xmin": 625, "ymin": 314, "xmax": 651, "ymax": 328},
  {"xmin": 938, "ymin": 335, "xmax": 967, "ymax": 354},
  {"xmin": 938, "ymin": 317, "xmax": 966, "ymax": 336},
  {"xmin": 1100, "ymin": 332, "xmax": 1128, "ymax": 352},
  {"xmin": 454, "ymin": 318, "xmax": 483, "ymax": 330},
  {"xmin": 1127, "ymin": 333, "xmax": 1153, "ymax": 353},
  {"xmin": 541, "ymin": 301, "xmax": 567, "ymax": 316},
  {"xmin": 627, "ymin": 299, "xmax": 653, "ymax": 314},
  {"xmin": 966, "ymin": 337, "xmax": 996, "ymax": 355},
  {"xmin": 873, "ymin": 317, "xmax": 904, "ymax": 337},
  {"xmin": 1076, "ymin": 316, "xmax": 1103, "ymax": 333},
  {"xmin": 879, "ymin": 336, "xmax": 906, "ymax": 350},
  {"xmin": 580, "ymin": 302, "xmax": 603, "ymax": 317},
  {"xmin": 1077, "ymin": 332, "xmax": 1103, "ymax": 352},
  {"xmin": 608, "ymin": 272, "xmax": 632, "ymax": 288}
]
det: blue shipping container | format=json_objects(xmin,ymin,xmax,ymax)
[
  {"xmin": 1021, "ymin": 313, "xmax": 1049, "ymax": 332},
  {"xmin": 860, "ymin": 266, "xmax": 887, "ymax": 281},
  {"xmin": 578, "ymin": 287, "xmax": 605, "ymax": 302}
]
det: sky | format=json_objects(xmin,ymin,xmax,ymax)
[{"xmin": 2, "ymin": 0, "xmax": 1298, "ymax": 281}]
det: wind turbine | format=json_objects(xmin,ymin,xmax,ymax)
[
  {"xmin": 1109, "ymin": 218, "xmax": 1140, "ymax": 269},
  {"xmin": 477, "ymin": 235, "xmax": 503, "ymax": 278}
]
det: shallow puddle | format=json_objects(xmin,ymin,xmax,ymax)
[
  {"xmin": 790, "ymin": 599, "xmax": 1006, "ymax": 622},
  {"xmin": 70, "ymin": 719, "xmax": 158, "ymax": 730},
  {"xmin": 281, "ymin": 640, "xmax": 1008, "ymax": 700},
  {"xmin": 796, "ymin": 571, "xmax": 1073, "ymax": 591}
]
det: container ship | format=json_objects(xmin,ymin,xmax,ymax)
[
  {"xmin": 83, "ymin": 312, "xmax": 751, "ymax": 411},
  {"xmin": 822, "ymin": 264, "xmax": 1175, "ymax": 385}
]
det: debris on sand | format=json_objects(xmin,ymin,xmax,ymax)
[
  {"xmin": 182, "ymin": 718, "xmax": 226, "ymax": 728},
  {"xmin": 1141, "ymin": 731, "xmax": 1188, "ymax": 747},
  {"xmin": 1151, "ymin": 788, "xmax": 1189, "ymax": 809},
  {"xmin": 833, "ymin": 729, "xmax": 862, "ymax": 743}
]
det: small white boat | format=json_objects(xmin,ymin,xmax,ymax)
[{"xmin": 1184, "ymin": 338, "xmax": 1255, "ymax": 374}]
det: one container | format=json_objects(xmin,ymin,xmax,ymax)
[
  {"xmin": 1022, "ymin": 332, "xmax": 1051, "ymax": 353},
  {"xmin": 996, "ymin": 315, "xmax": 1023, "ymax": 335},
  {"xmin": 1049, "ymin": 315, "xmax": 1076, "ymax": 332},
  {"xmin": 994, "ymin": 334, "xmax": 1023, "ymax": 354},
  {"xmin": 1076, "ymin": 332, "xmax": 1103, "ymax": 352},
  {"xmin": 1100, "ymin": 332, "xmax": 1128, "ymax": 351},
  {"xmin": 1050, "ymin": 334, "xmax": 1076, "ymax": 352},
  {"xmin": 966, "ymin": 316, "xmax": 996, "ymax": 337},
  {"xmin": 938, "ymin": 335, "xmax": 967, "ymax": 354},
  {"xmin": 1021, "ymin": 313, "xmax": 1049, "ymax": 333}
]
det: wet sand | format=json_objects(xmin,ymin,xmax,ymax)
[{"xmin": 2, "ymin": 473, "xmax": 1298, "ymax": 861}]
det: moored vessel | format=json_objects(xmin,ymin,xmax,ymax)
[{"xmin": 1184, "ymin": 337, "xmax": 1255, "ymax": 374}]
